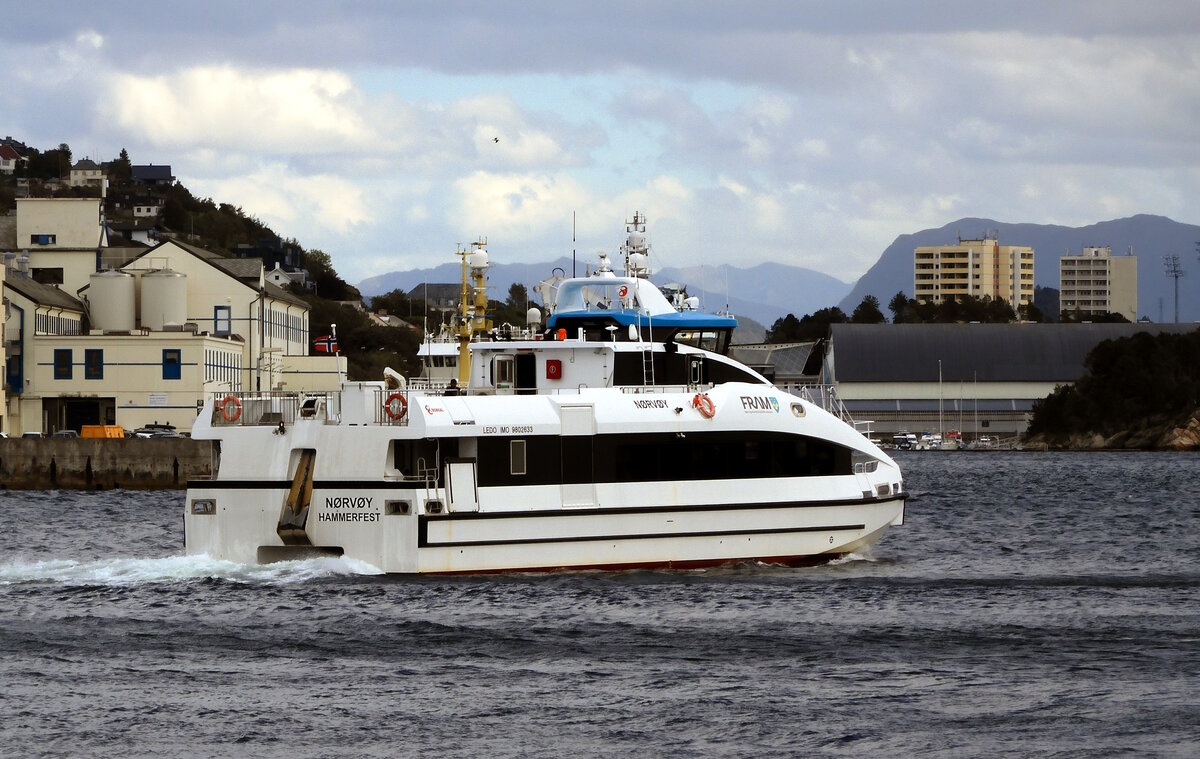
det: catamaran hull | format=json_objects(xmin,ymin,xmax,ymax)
[{"xmin": 185, "ymin": 482, "xmax": 905, "ymax": 574}]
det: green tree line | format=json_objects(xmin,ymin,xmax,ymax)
[{"xmin": 1027, "ymin": 329, "xmax": 1200, "ymax": 439}]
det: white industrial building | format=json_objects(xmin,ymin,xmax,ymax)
[{"xmin": 2, "ymin": 199, "xmax": 344, "ymax": 435}]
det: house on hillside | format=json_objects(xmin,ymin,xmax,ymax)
[
  {"xmin": 0, "ymin": 143, "xmax": 27, "ymax": 175},
  {"xmin": 105, "ymin": 218, "xmax": 159, "ymax": 247},
  {"xmin": 131, "ymin": 164, "xmax": 174, "ymax": 186},
  {"xmin": 265, "ymin": 264, "xmax": 307, "ymax": 290},
  {"xmin": 68, "ymin": 158, "xmax": 107, "ymax": 190}
]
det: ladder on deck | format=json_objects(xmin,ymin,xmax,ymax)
[{"xmin": 639, "ymin": 313, "xmax": 655, "ymax": 386}]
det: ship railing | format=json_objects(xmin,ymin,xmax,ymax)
[
  {"xmin": 618, "ymin": 384, "xmax": 699, "ymax": 394},
  {"xmin": 373, "ymin": 388, "xmax": 413, "ymax": 426},
  {"xmin": 210, "ymin": 390, "xmax": 342, "ymax": 427},
  {"xmin": 776, "ymin": 382, "xmax": 858, "ymax": 425}
]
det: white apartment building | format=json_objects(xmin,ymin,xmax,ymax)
[
  {"xmin": 1059, "ymin": 246, "xmax": 1138, "ymax": 322},
  {"xmin": 914, "ymin": 236, "xmax": 1035, "ymax": 311}
]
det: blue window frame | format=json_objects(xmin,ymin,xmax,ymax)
[
  {"xmin": 214, "ymin": 305, "xmax": 232, "ymax": 335},
  {"xmin": 54, "ymin": 349, "xmax": 72, "ymax": 379},
  {"xmin": 163, "ymin": 349, "xmax": 181, "ymax": 380},
  {"xmin": 85, "ymin": 349, "xmax": 104, "ymax": 380}
]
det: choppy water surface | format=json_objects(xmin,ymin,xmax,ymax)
[{"xmin": 1, "ymin": 452, "xmax": 1197, "ymax": 758}]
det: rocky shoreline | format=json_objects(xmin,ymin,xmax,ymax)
[{"xmin": 1022, "ymin": 410, "xmax": 1200, "ymax": 451}]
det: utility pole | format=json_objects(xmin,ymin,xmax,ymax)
[{"xmin": 1163, "ymin": 256, "xmax": 1183, "ymax": 324}]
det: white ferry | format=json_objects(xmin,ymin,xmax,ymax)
[{"xmin": 185, "ymin": 216, "xmax": 907, "ymax": 573}]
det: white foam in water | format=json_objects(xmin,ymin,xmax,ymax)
[
  {"xmin": 826, "ymin": 551, "xmax": 877, "ymax": 566},
  {"xmin": 0, "ymin": 553, "xmax": 384, "ymax": 587}
]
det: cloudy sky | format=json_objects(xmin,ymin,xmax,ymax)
[{"xmin": 5, "ymin": 1, "xmax": 1200, "ymax": 286}]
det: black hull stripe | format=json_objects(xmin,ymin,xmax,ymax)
[{"xmin": 419, "ymin": 522, "xmax": 867, "ymax": 549}]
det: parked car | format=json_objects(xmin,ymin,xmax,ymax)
[
  {"xmin": 52, "ymin": 429, "xmax": 80, "ymax": 438},
  {"xmin": 21, "ymin": 431, "xmax": 43, "ymax": 438},
  {"xmin": 133, "ymin": 423, "xmax": 179, "ymax": 438}
]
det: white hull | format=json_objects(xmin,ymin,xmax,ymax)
[{"xmin": 185, "ymin": 383, "xmax": 906, "ymax": 574}]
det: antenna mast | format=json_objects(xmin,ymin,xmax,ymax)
[{"xmin": 1163, "ymin": 255, "xmax": 1183, "ymax": 324}]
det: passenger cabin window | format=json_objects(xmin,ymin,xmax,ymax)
[
  {"xmin": 510, "ymin": 440, "xmax": 527, "ymax": 475},
  {"xmin": 673, "ymin": 330, "xmax": 730, "ymax": 354},
  {"xmin": 472, "ymin": 430, "xmax": 853, "ymax": 488}
]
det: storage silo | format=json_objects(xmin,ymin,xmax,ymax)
[
  {"xmin": 88, "ymin": 270, "xmax": 136, "ymax": 332},
  {"xmin": 140, "ymin": 268, "xmax": 188, "ymax": 330}
]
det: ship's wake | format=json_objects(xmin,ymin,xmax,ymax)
[{"xmin": 0, "ymin": 553, "xmax": 383, "ymax": 587}]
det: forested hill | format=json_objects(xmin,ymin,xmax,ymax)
[{"xmin": 1025, "ymin": 328, "xmax": 1200, "ymax": 449}]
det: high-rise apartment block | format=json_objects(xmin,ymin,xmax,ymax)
[
  {"xmin": 914, "ymin": 236, "xmax": 1035, "ymax": 310},
  {"xmin": 1059, "ymin": 246, "xmax": 1137, "ymax": 322}
]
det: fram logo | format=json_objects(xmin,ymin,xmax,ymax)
[{"xmin": 740, "ymin": 395, "xmax": 780, "ymax": 413}]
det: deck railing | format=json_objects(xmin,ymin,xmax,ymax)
[{"xmin": 210, "ymin": 391, "xmax": 341, "ymax": 427}]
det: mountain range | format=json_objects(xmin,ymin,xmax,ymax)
[{"xmin": 358, "ymin": 214, "xmax": 1200, "ymax": 329}]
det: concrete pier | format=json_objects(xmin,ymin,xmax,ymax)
[{"xmin": 0, "ymin": 438, "xmax": 214, "ymax": 490}]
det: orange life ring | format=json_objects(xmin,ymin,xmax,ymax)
[
  {"xmin": 693, "ymin": 393, "xmax": 716, "ymax": 419},
  {"xmin": 384, "ymin": 392, "xmax": 408, "ymax": 420},
  {"xmin": 220, "ymin": 394, "xmax": 242, "ymax": 422}
]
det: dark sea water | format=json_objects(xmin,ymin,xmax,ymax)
[{"xmin": 1, "ymin": 451, "xmax": 1198, "ymax": 758}]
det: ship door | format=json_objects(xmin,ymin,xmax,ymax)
[
  {"xmin": 515, "ymin": 353, "xmax": 537, "ymax": 395},
  {"xmin": 494, "ymin": 355, "xmax": 515, "ymax": 395},
  {"xmin": 559, "ymin": 405, "xmax": 596, "ymax": 508},
  {"xmin": 444, "ymin": 458, "xmax": 480, "ymax": 512}
]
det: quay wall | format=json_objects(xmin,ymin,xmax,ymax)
[{"xmin": 0, "ymin": 438, "xmax": 214, "ymax": 490}]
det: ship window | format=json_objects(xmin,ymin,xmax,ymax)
[
  {"xmin": 494, "ymin": 355, "xmax": 515, "ymax": 388},
  {"xmin": 510, "ymin": 440, "xmax": 527, "ymax": 475}
]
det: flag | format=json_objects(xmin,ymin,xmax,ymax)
[{"xmin": 313, "ymin": 335, "xmax": 338, "ymax": 353}]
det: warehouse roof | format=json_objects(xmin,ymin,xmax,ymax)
[{"xmin": 828, "ymin": 323, "xmax": 1200, "ymax": 383}]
